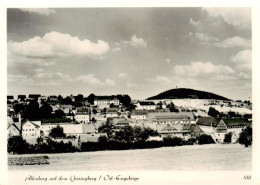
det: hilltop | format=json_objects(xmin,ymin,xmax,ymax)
[{"xmin": 147, "ymin": 88, "xmax": 229, "ymax": 100}]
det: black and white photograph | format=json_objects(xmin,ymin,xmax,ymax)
[{"xmin": 2, "ymin": 2, "xmax": 259, "ymax": 185}]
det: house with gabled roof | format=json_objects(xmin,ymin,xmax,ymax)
[
  {"xmin": 18, "ymin": 95, "xmax": 26, "ymax": 102},
  {"xmin": 136, "ymin": 101, "xmax": 156, "ymax": 110},
  {"xmin": 7, "ymin": 95, "xmax": 14, "ymax": 102},
  {"xmin": 28, "ymin": 94, "xmax": 41, "ymax": 101},
  {"xmin": 148, "ymin": 112, "xmax": 195, "ymax": 124},
  {"xmin": 105, "ymin": 108, "xmax": 119, "ymax": 118},
  {"xmin": 94, "ymin": 96, "xmax": 120, "ymax": 108},
  {"xmin": 190, "ymin": 124, "xmax": 204, "ymax": 138},
  {"xmin": 8, "ymin": 123, "xmax": 21, "ymax": 137},
  {"xmin": 74, "ymin": 108, "xmax": 90, "ymax": 123},
  {"xmin": 131, "ymin": 110, "xmax": 148, "ymax": 120},
  {"xmin": 196, "ymin": 117, "xmax": 248, "ymax": 143},
  {"xmin": 22, "ymin": 120, "xmax": 41, "ymax": 144},
  {"xmin": 157, "ymin": 124, "xmax": 191, "ymax": 140},
  {"xmin": 195, "ymin": 117, "xmax": 217, "ymax": 134}
]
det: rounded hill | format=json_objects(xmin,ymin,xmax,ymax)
[{"xmin": 147, "ymin": 88, "xmax": 229, "ymax": 100}]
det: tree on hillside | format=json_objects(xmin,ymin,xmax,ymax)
[
  {"xmin": 88, "ymin": 93, "xmax": 96, "ymax": 105},
  {"xmin": 208, "ymin": 107, "xmax": 220, "ymax": 118},
  {"xmin": 133, "ymin": 126, "xmax": 158, "ymax": 142},
  {"xmin": 126, "ymin": 103, "xmax": 136, "ymax": 111},
  {"xmin": 62, "ymin": 96, "xmax": 73, "ymax": 105},
  {"xmin": 114, "ymin": 125, "xmax": 134, "ymax": 143},
  {"xmin": 76, "ymin": 94, "xmax": 84, "ymax": 102},
  {"xmin": 23, "ymin": 100, "xmax": 40, "ymax": 120},
  {"xmin": 49, "ymin": 126, "xmax": 66, "ymax": 139},
  {"xmin": 57, "ymin": 95, "xmax": 63, "ymax": 102},
  {"xmin": 55, "ymin": 109, "xmax": 65, "ymax": 118},
  {"xmin": 39, "ymin": 103, "xmax": 53, "ymax": 119},
  {"xmin": 13, "ymin": 103, "xmax": 26, "ymax": 114},
  {"xmin": 238, "ymin": 126, "xmax": 252, "ymax": 147},
  {"xmin": 167, "ymin": 102, "xmax": 179, "ymax": 112}
]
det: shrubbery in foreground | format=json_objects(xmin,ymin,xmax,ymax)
[
  {"xmin": 238, "ymin": 126, "xmax": 252, "ymax": 147},
  {"xmin": 8, "ymin": 134, "xmax": 216, "ymax": 154}
]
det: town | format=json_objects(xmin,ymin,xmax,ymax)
[{"xmin": 7, "ymin": 92, "xmax": 252, "ymax": 154}]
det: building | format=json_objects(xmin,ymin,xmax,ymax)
[
  {"xmin": 112, "ymin": 118, "xmax": 134, "ymax": 131},
  {"xmin": 17, "ymin": 95, "xmax": 26, "ymax": 101},
  {"xmin": 49, "ymin": 95, "xmax": 58, "ymax": 102},
  {"xmin": 190, "ymin": 125, "xmax": 204, "ymax": 138},
  {"xmin": 41, "ymin": 122, "xmax": 83, "ymax": 137},
  {"xmin": 213, "ymin": 119, "xmax": 227, "ymax": 143},
  {"xmin": 28, "ymin": 94, "xmax": 41, "ymax": 101},
  {"xmin": 136, "ymin": 101, "xmax": 156, "ymax": 110},
  {"xmin": 148, "ymin": 112, "xmax": 195, "ymax": 124},
  {"xmin": 196, "ymin": 117, "xmax": 248, "ymax": 143},
  {"xmin": 157, "ymin": 124, "xmax": 191, "ymax": 140},
  {"xmin": 74, "ymin": 108, "xmax": 90, "ymax": 123},
  {"xmin": 94, "ymin": 97, "xmax": 120, "ymax": 108},
  {"xmin": 22, "ymin": 120, "xmax": 41, "ymax": 144},
  {"xmin": 8, "ymin": 123, "xmax": 21, "ymax": 137},
  {"xmin": 105, "ymin": 108, "xmax": 119, "ymax": 118},
  {"xmin": 7, "ymin": 95, "xmax": 14, "ymax": 102},
  {"xmin": 131, "ymin": 110, "xmax": 148, "ymax": 120},
  {"xmin": 195, "ymin": 117, "xmax": 217, "ymax": 134}
]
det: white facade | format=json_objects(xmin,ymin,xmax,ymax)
[
  {"xmin": 22, "ymin": 120, "xmax": 41, "ymax": 140},
  {"xmin": 94, "ymin": 98, "xmax": 120, "ymax": 108},
  {"xmin": 75, "ymin": 114, "xmax": 90, "ymax": 123},
  {"xmin": 8, "ymin": 124, "xmax": 20, "ymax": 137},
  {"xmin": 131, "ymin": 114, "xmax": 147, "ymax": 120},
  {"xmin": 106, "ymin": 112, "xmax": 118, "ymax": 118},
  {"xmin": 41, "ymin": 123, "xmax": 83, "ymax": 136},
  {"xmin": 136, "ymin": 102, "xmax": 156, "ymax": 110}
]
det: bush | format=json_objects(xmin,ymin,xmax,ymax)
[
  {"xmin": 198, "ymin": 134, "xmax": 215, "ymax": 145},
  {"xmin": 185, "ymin": 138, "xmax": 197, "ymax": 145},
  {"xmin": 224, "ymin": 132, "xmax": 232, "ymax": 143},
  {"xmin": 8, "ymin": 136, "xmax": 30, "ymax": 154},
  {"xmin": 49, "ymin": 126, "xmax": 66, "ymax": 139},
  {"xmin": 163, "ymin": 136, "xmax": 185, "ymax": 146},
  {"xmin": 238, "ymin": 126, "xmax": 252, "ymax": 147}
]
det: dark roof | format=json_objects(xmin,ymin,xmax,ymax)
[
  {"xmin": 132, "ymin": 110, "xmax": 148, "ymax": 115},
  {"xmin": 106, "ymin": 108, "xmax": 118, "ymax": 113},
  {"xmin": 182, "ymin": 124, "xmax": 191, "ymax": 130},
  {"xmin": 216, "ymin": 120, "xmax": 227, "ymax": 130},
  {"xmin": 217, "ymin": 118, "xmax": 248, "ymax": 127},
  {"xmin": 49, "ymin": 95, "xmax": 57, "ymax": 98},
  {"xmin": 8, "ymin": 123, "xmax": 21, "ymax": 131},
  {"xmin": 76, "ymin": 108, "xmax": 90, "ymax": 113},
  {"xmin": 22, "ymin": 120, "xmax": 40, "ymax": 128},
  {"xmin": 95, "ymin": 96, "xmax": 118, "ymax": 101},
  {"xmin": 29, "ymin": 94, "xmax": 41, "ymax": 99},
  {"xmin": 18, "ymin": 95, "xmax": 26, "ymax": 99},
  {"xmin": 196, "ymin": 117, "xmax": 217, "ymax": 126},
  {"xmin": 138, "ymin": 101, "xmax": 155, "ymax": 106},
  {"xmin": 162, "ymin": 125, "xmax": 177, "ymax": 131},
  {"xmin": 7, "ymin": 96, "xmax": 14, "ymax": 99}
]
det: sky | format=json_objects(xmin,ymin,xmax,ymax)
[{"xmin": 7, "ymin": 8, "xmax": 252, "ymax": 100}]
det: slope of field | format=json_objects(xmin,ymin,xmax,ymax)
[
  {"xmin": 151, "ymin": 99, "xmax": 252, "ymax": 115},
  {"xmin": 9, "ymin": 144, "xmax": 251, "ymax": 171}
]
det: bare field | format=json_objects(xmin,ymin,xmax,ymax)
[{"xmin": 9, "ymin": 144, "xmax": 251, "ymax": 171}]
